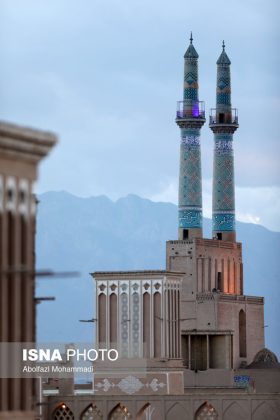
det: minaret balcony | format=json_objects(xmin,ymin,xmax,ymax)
[
  {"xmin": 176, "ymin": 101, "xmax": 206, "ymax": 128},
  {"xmin": 209, "ymin": 108, "xmax": 238, "ymax": 125},
  {"xmin": 209, "ymin": 108, "xmax": 239, "ymax": 133},
  {"xmin": 176, "ymin": 100, "xmax": 205, "ymax": 119}
]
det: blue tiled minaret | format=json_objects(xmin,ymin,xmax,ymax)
[
  {"xmin": 209, "ymin": 41, "xmax": 239, "ymax": 242},
  {"xmin": 176, "ymin": 33, "xmax": 206, "ymax": 240}
]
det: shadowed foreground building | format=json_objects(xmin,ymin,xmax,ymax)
[
  {"xmin": 0, "ymin": 122, "xmax": 56, "ymax": 419},
  {"xmin": 43, "ymin": 38, "xmax": 280, "ymax": 419}
]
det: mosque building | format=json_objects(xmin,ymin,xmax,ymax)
[{"xmin": 44, "ymin": 36, "xmax": 280, "ymax": 420}]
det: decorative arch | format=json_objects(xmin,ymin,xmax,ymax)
[
  {"xmin": 249, "ymin": 347, "xmax": 279, "ymax": 368},
  {"xmin": 223, "ymin": 401, "xmax": 248, "ymax": 420},
  {"xmin": 109, "ymin": 403, "xmax": 132, "ymax": 420},
  {"xmin": 195, "ymin": 402, "xmax": 219, "ymax": 419},
  {"xmin": 239, "ymin": 309, "xmax": 247, "ymax": 357},
  {"xmin": 80, "ymin": 404, "xmax": 103, "ymax": 419},
  {"xmin": 136, "ymin": 403, "xmax": 152, "ymax": 419},
  {"xmin": 166, "ymin": 402, "xmax": 186, "ymax": 419},
  {"xmin": 252, "ymin": 401, "xmax": 279, "ymax": 420},
  {"xmin": 53, "ymin": 403, "xmax": 74, "ymax": 420}
]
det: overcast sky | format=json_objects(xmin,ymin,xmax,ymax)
[{"xmin": 0, "ymin": 0, "xmax": 279, "ymax": 231}]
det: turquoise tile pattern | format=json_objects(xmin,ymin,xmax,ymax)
[
  {"xmin": 178, "ymin": 36, "xmax": 203, "ymax": 230},
  {"xmin": 179, "ymin": 128, "xmax": 202, "ymax": 228},
  {"xmin": 212, "ymin": 43, "xmax": 236, "ymax": 233}
]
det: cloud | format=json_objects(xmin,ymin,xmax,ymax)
[
  {"xmin": 237, "ymin": 213, "xmax": 261, "ymax": 225},
  {"xmin": 235, "ymin": 185, "xmax": 280, "ymax": 231}
]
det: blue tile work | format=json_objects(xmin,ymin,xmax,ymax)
[
  {"xmin": 213, "ymin": 213, "xmax": 235, "ymax": 231},
  {"xmin": 216, "ymin": 52, "xmax": 231, "ymax": 110},
  {"xmin": 212, "ymin": 44, "xmax": 237, "ymax": 235},
  {"xmin": 234, "ymin": 375, "xmax": 250, "ymax": 388},
  {"xmin": 179, "ymin": 209, "xmax": 202, "ymax": 229},
  {"xmin": 184, "ymin": 59, "xmax": 198, "ymax": 102},
  {"xmin": 185, "ymin": 71, "xmax": 197, "ymax": 84},
  {"xmin": 216, "ymin": 92, "xmax": 231, "ymax": 106},
  {"xmin": 179, "ymin": 128, "xmax": 202, "ymax": 229},
  {"xmin": 213, "ymin": 134, "xmax": 235, "ymax": 227},
  {"xmin": 184, "ymin": 88, "xmax": 198, "ymax": 100},
  {"xmin": 177, "ymin": 37, "xmax": 203, "ymax": 231}
]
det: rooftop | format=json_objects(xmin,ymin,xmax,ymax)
[{"xmin": 92, "ymin": 270, "xmax": 185, "ymax": 278}]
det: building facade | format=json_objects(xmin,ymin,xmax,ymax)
[{"xmin": 0, "ymin": 122, "xmax": 56, "ymax": 419}]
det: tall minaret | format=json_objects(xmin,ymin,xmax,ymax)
[
  {"xmin": 176, "ymin": 33, "xmax": 205, "ymax": 240},
  {"xmin": 210, "ymin": 41, "xmax": 239, "ymax": 242}
]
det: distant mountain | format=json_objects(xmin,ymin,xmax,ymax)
[{"xmin": 36, "ymin": 191, "xmax": 280, "ymax": 357}]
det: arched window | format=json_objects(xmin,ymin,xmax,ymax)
[
  {"xmin": 110, "ymin": 293, "xmax": 117, "ymax": 347},
  {"xmin": 136, "ymin": 403, "xmax": 152, "ymax": 420},
  {"xmin": 153, "ymin": 292, "xmax": 161, "ymax": 357},
  {"xmin": 109, "ymin": 403, "xmax": 132, "ymax": 420},
  {"xmin": 7, "ymin": 211, "xmax": 15, "ymax": 267},
  {"xmin": 239, "ymin": 309, "xmax": 247, "ymax": 357},
  {"xmin": 81, "ymin": 404, "xmax": 103, "ymax": 419},
  {"xmin": 20, "ymin": 214, "xmax": 27, "ymax": 266},
  {"xmin": 98, "ymin": 293, "xmax": 106, "ymax": 345},
  {"xmin": 53, "ymin": 403, "xmax": 74, "ymax": 420},
  {"xmin": 143, "ymin": 292, "xmax": 150, "ymax": 358},
  {"xmin": 7, "ymin": 211, "xmax": 15, "ymax": 342},
  {"xmin": 195, "ymin": 402, "xmax": 219, "ymax": 419}
]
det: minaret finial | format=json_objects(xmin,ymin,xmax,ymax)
[
  {"xmin": 190, "ymin": 31, "xmax": 193, "ymax": 44},
  {"xmin": 222, "ymin": 40, "xmax": 225, "ymax": 51}
]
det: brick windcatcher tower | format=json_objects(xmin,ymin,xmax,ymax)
[
  {"xmin": 176, "ymin": 33, "xmax": 206, "ymax": 241},
  {"xmin": 210, "ymin": 41, "xmax": 239, "ymax": 242}
]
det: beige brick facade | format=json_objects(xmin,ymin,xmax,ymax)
[{"xmin": 0, "ymin": 122, "xmax": 56, "ymax": 418}]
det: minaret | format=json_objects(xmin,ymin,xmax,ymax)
[
  {"xmin": 209, "ymin": 41, "xmax": 239, "ymax": 242},
  {"xmin": 176, "ymin": 33, "xmax": 205, "ymax": 240}
]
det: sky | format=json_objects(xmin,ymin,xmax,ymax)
[{"xmin": 0, "ymin": 0, "xmax": 279, "ymax": 231}]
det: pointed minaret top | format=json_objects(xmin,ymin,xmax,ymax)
[
  {"xmin": 217, "ymin": 40, "xmax": 231, "ymax": 65},
  {"xmin": 184, "ymin": 32, "xmax": 198, "ymax": 59}
]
